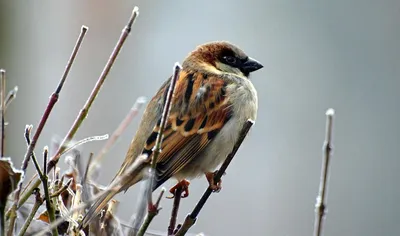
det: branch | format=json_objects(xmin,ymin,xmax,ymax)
[
  {"xmin": 16, "ymin": 25, "xmax": 88, "ymax": 209},
  {"xmin": 46, "ymin": 6, "xmax": 140, "ymax": 174},
  {"xmin": 20, "ymin": 5, "xmax": 140, "ymax": 209},
  {"xmin": 175, "ymin": 119, "xmax": 255, "ymax": 236},
  {"xmin": 0, "ymin": 69, "xmax": 6, "ymax": 157},
  {"xmin": 6, "ymin": 125, "xmax": 33, "ymax": 236},
  {"xmin": 134, "ymin": 63, "xmax": 181, "ymax": 236},
  {"xmin": 167, "ymin": 185, "xmax": 184, "ymax": 235},
  {"xmin": 313, "ymin": 108, "xmax": 335, "ymax": 236},
  {"xmin": 17, "ymin": 189, "xmax": 43, "ymax": 236},
  {"xmin": 36, "ymin": 154, "xmax": 148, "ymax": 236},
  {"xmin": 136, "ymin": 189, "xmax": 165, "ymax": 236},
  {"xmin": 4, "ymin": 86, "xmax": 18, "ymax": 111},
  {"xmin": 40, "ymin": 147, "xmax": 58, "ymax": 236}
]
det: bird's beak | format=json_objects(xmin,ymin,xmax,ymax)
[{"xmin": 241, "ymin": 57, "xmax": 263, "ymax": 73}]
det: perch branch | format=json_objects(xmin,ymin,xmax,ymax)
[
  {"xmin": 313, "ymin": 108, "xmax": 335, "ymax": 236},
  {"xmin": 175, "ymin": 119, "xmax": 254, "ymax": 236},
  {"xmin": 16, "ymin": 26, "xmax": 88, "ymax": 209},
  {"xmin": 167, "ymin": 185, "xmax": 184, "ymax": 235}
]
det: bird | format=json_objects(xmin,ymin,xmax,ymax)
[{"xmin": 80, "ymin": 41, "xmax": 263, "ymax": 228}]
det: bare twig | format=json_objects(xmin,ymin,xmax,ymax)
[
  {"xmin": 150, "ymin": 63, "xmax": 181, "ymax": 170},
  {"xmin": 20, "ymin": 7, "xmax": 140, "ymax": 212},
  {"xmin": 40, "ymin": 147, "xmax": 58, "ymax": 236},
  {"xmin": 37, "ymin": 154, "xmax": 148, "ymax": 236},
  {"xmin": 17, "ymin": 189, "xmax": 43, "ymax": 236},
  {"xmin": 0, "ymin": 69, "xmax": 6, "ymax": 157},
  {"xmin": 6, "ymin": 125, "xmax": 33, "ymax": 236},
  {"xmin": 136, "ymin": 189, "xmax": 165, "ymax": 236},
  {"xmin": 90, "ymin": 97, "xmax": 146, "ymax": 171},
  {"xmin": 16, "ymin": 26, "xmax": 88, "ymax": 209},
  {"xmin": 51, "ymin": 179, "xmax": 72, "ymax": 198},
  {"xmin": 313, "ymin": 108, "xmax": 335, "ymax": 236},
  {"xmin": 4, "ymin": 86, "xmax": 18, "ymax": 111},
  {"xmin": 134, "ymin": 63, "xmax": 180, "ymax": 236},
  {"xmin": 175, "ymin": 120, "xmax": 255, "ymax": 236},
  {"xmin": 167, "ymin": 186, "xmax": 184, "ymax": 235},
  {"xmin": 60, "ymin": 134, "xmax": 109, "ymax": 156},
  {"xmin": 69, "ymin": 184, "xmax": 83, "ymax": 235},
  {"xmin": 46, "ymin": 6, "xmax": 139, "ymax": 173}
]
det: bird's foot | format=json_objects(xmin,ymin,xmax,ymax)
[
  {"xmin": 167, "ymin": 179, "xmax": 190, "ymax": 199},
  {"xmin": 205, "ymin": 170, "xmax": 223, "ymax": 192}
]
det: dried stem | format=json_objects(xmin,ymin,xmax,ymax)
[
  {"xmin": 4, "ymin": 86, "xmax": 18, "ymax": 111},
  {"xmin": 38, "ymin": 155, "xmax": 147, "ymax": 236},
  {"xmin": 136, "ymin": 189, "xmax": 165, "ymax": 236},
  {"xmin": 6, "ymin": 125, "xmax": 33, "ymax": 236},
  {"xmin": 51, "ymin": 179, "xmax": 72, "ymax": 198},
  {"xmin": 167, "ymin": 186, "xmax": 183, "ymax": 235},
  {"xmin": 313, "ymin": 108, "xmax": 335, "ymax": 236},
  {"xmin": 40, "ymin": 147, "xmax": 58, "ymax": 236},
  {"xmin": 150, "ymin": 63, "xmax": 181, "ymax": 170},
  {"xmin": 134, "ymin": 63, "xmax": 180, "ymax": 236},
  {"xmin": 16, "ymin": 26, "xmax": 88, "ymax": 209},
  {"xmin": 175, "ymin": 120, "xmax": 255, "ymax": 236},
  {"xmin": 0, "ymin": 69, "xmax": 6, "ymax": 157},
  {"xmin": 20, "ymin": 6, "xmax": 139, "ymax": 210},
  {"xmin": 17, "ymin": 189, "xmax": 43, "ymax": 236}
]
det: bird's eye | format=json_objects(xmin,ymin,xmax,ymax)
[{"xmin": 223, "ymin": 56, "xmax": 237, "ymax": 65}]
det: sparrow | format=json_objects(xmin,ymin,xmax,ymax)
[{"xmin": 81, "ymin": 41, "xmax": 263, "ymax": 227}]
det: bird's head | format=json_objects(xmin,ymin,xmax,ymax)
[{"xmin": 183, "ymin": 41, "xmax": 263, "ymax": 78}]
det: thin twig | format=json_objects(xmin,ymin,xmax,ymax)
[
  {"xmin": 136, "ymin": 189, "xmax": 165, "ymax": 236},
  {"xmin": 6, "ymin": 125, "xmax": 33, "ymax": 236},
  {"xmin": 20, "ymin": 7, "xmax": 140, "ymax": 212},
  {"xmin": 135, "ymin": 63, "xmax": 180, "ymax": 236},
  {"xmin": 51, "ymin": 179, "xmax": 72, "ymax": 198},
  {"xmin": 46, "ymin": 6, "xmax": 139, "ymax": 173},
  {"xmin": 20, "ymin": 7, "xmax": 139, "ymax": 208},
  {"xmin": 4, "ymin": 86, "xmax": 18, "ymax": 111},
  {"xmin": 0, "ymin": 69, "xmax": 6, "ymax": 157},
  {"xmin": 40, "ymin": 146, "xmax": 58, "ymax": 236},
  {"xmin": 37, "ymin": 155, "xmax": 147, "ymax": 236},
  {"xmin": 90, "ymin": 97, "xmax": 146, "ymax": 171},
  {"xmin": 16, "ymin": 26, "xmax": 88, "ymax": 210},
  {"xmin": 313, "ymin": 108, "xmax": 335, "ymax": 236},
  {"xmin": 167, "ymin": 186, "xmax": 183, "ymax": 235},
  {"xmin": 175, "ymin": 120, "xmax": 255, "ymax": 236},
  {"xmin": 150, "ymin": 63, "xmax": 181, "ymax": 170},
  {"xmin": 17, "ymin": 189, "xmax": 43, "ymax": 236}
]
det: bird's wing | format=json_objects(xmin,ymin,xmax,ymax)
[{"xmin": 143, "ymin": 70, "xmax": 233, "ymax": 189}]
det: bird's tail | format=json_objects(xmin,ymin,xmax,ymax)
[{"xmin": 79, "ymin": 187, "xmax": 118, "ymax": 229}]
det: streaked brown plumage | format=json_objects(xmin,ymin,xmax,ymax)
[{"xmin": 81, "ymin": 41, "xmax": 263, "ymax": 228}]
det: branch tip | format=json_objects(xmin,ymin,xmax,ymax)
[{"xmin": 325, "ymin": 108, "xmax": 335, "ymax": 117}]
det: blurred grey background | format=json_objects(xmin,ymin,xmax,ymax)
[{"xmin": 1, "ymin": 0, "xmax": 400, "ymax": 235}]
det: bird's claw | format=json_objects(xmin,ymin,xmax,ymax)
[
  {"xmin": 167, "ymin": 179, "xmax": 190, "ymax": 199},
  {"xmin": 205, "ymin": 171, "xmax": 223, "ymax": 192}
]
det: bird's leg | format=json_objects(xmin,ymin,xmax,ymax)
[
  {"xmin": 205, "ymin": 170, "xmax": 223, "ymax": 192},
  {"xmin": 167, "ymin": 179, "xmax": 190, "ymax": 199}
]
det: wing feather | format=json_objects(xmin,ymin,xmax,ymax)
[{"xmin": 142, "ymin": 70, "xmax": 233, "ymax": 190}]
